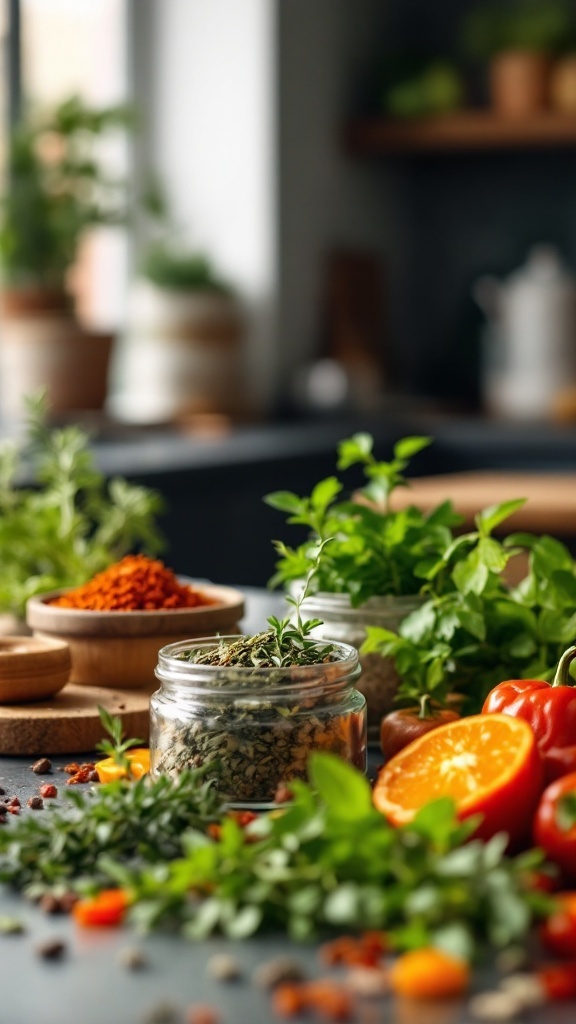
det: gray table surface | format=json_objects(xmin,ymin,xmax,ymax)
[{"xmin": 0, "ymin": 589, "xmax": 573, "ymax": 1024}]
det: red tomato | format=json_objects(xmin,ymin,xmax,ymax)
[
  {"xmin": 540, "ymin": 893, "xmax": 576, "ymax": 958},
  {"xmin": 533, "ymin": 772, "xmax": 576, "ymax": 881}
]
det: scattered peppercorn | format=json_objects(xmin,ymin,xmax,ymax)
[
  {"xmin": 49, "ymin": 554, "xmax": 213, "ymax": 611},
  {"xmin": 253, "ymin": 955, "xmax": 307, "ymax": 990},
  {"xmin": 206, "ymin": 952, "xmax": 243, "ymax": 982},
  {"xmin": 38, "ymin": 893, "xmax": 78, "ymax": 915},
  {"xmin": 39, "ymin": 783, "xmax": 57, "ymax": 799},
  {"xmin": 141, "ymin": 1001, "xmax": 181, "ymax": 1024},
  {"xmin": 35, "ymin": 938, "xmax": 67, "ymax": 961},
  {"xmin": 116, "ymin": 946, "xmax": 149, "ymax": 971},
  {"xmin": 31, "ymin": 758, "xmax": 52, "ymax": 774},
  {"xmin": 27, "ymin": 796, "xmax": 44, "ymax": 810},
  {"xmin": 0, "ymin": 785, "xmax": 6, "ymax": 794}
]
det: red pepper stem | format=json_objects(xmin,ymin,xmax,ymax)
[
  {"xmin": 552, "ymin": 645, "xmax": 576, "ymax": 688},
  {"xmin": 418, "ymin": 694, "xmax": 432, "ymax": 720}
]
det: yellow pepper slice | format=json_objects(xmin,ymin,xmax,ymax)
[{"xmin": 95, "ymin": 748, "xmax": 150, "ymax": 783}]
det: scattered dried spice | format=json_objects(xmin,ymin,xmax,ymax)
[
  {"xmin": 50, "ymin": 554, "xmax": 212, "ymax": 611},
  {"xmin": 206, "ymin": 952, "xmax": 243, "ymax": 983},
  {"xmin": 252, "ymin": 955, "xmax": 307, "ymax": 990},
  {"xmin": 35, "ymin": 938, "xmax": 67, "ymax": 961},
  {"xmin": 186, "ymin": 1006, "xmax": 220, "ymax": 1024},
  {"xmin": 62, "ymin": 762, "xmax": 97, "ymax": 785},
  {"xmin": 27, "ymin": 796, "xmax": 44, "ymax": 810},
  {"xmin": 116, "ymin": 945, "xmax": 149, "ymax": 971},
  {"xmin": 0, "ymin": 786, "xmax": 5, "ymax": 795},
  {"xmin": 31, "ymin": 758, "xmax": 52, "ymax": 775},
  {"xmin": 39, "ymin": 784, "xmax": 57, "ymax": 799},
  {"xmin": 142, "ymin": 1001, "xmax": 181, "ymax": 1024},
  {"xmin": 38, "ymin": 892, "xmax": 78, "ymax": 915}
]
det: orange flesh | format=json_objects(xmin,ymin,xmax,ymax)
[{"xmin": 374, "ymin": 714, "xmax": 534, "ymax": 821}]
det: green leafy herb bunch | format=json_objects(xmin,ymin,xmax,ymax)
[
  {"xmin": 0, "ymin": 394, "xmax": 165, "ymax": 616},
  {"xmin": 265, "ymin": 433, "xmax": 462, "ymax": 607},
  {"xmin": 364, "ymin": 501, "xmax": 576, "ymax": 712}
]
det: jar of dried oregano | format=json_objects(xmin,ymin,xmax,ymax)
[{"xmin": 150, "ymin": 635, "xmax": 366, "ymax": 808}]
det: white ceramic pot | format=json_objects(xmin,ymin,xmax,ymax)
[{"xmin": 120, "ymin": 282, "xmax": 244, "ymax": 422}]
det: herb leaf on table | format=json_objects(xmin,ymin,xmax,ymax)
[{"xmin": 108, "ymin": 754, "xmax": 545, "ymax": 958}]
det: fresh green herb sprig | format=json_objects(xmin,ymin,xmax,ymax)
[
  {"xmin": 104, "ymin": 753, "xmax": 547, "ymax": 958},
  {"xmin": 0, "ymin": 393, "xmax": 165, "ymax": 616},
  {"xmin": 0, "ymin": 768, "xmax": 224, "ymax": 895},
  {"xmin": 95, "ymin": 706, "xmax": 144, "ymax": 772},
  {"xmin": 184, "ymin": 540, "xmax": 335, "ymax": 669},
  {"xmin": 363, "ymin": 501, "xmax": 576, "ymax": 711},
  {"xmin": 265, "ymin": 433, "xmax": 462, "ymax": 606}
]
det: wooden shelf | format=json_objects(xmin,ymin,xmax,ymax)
[{"xmin": 347, "ymin": 111, "xmax": 576, "ymax": 155}]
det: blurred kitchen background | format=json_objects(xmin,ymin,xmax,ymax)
[{"xmin": 1, "ymin": 0, "xmax": 576, "ymax": 585}]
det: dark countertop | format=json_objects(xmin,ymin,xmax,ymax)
[{"xmin": 1, "ymin": 588, "xmax": 575, "ymax": 1023}]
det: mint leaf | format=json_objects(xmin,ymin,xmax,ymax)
[
  {"xmin": 476, "ymin": 499, "xmax": 526, "ymax": 536},
  {"xmin": 263, "ymin": 491, "xmax": 305, "ymax": 514},
  {"xmin": 336, "ymin": 433, "xmax": 374, "ymax": 469},
  {"xmin": 308, "ymin": 752, "xmax": 373, "ymax": 820},
  {"xmin": 393, "ymin": 436, "xmax": 432, "ymax": 461}
]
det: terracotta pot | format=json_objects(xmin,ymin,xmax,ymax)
[
  {"xmin": 120, "ymin": 282, "xmax": 244, "ymax": 422},
  {"xmin": 489, "ymin": 51, "xmax": 551, "ymax": 117},
  {"xmin": 0, "ymin": 288, "xmax": 113, "ymax": 419}
]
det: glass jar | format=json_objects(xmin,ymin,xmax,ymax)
[
  {"xmin": 150, "ymin": 635, "xmax": 366, "ymax": 809},
  {"xmin": 300, "ymin": 592, "xmax": 424, "ymax": 737}
]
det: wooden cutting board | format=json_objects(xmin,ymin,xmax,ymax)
[{"xmin": 0, "ymin": 684, "xmax": 151, "ymax": 756}]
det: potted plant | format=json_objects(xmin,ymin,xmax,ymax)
[
  {"xmin": 121, "ymin": 227, "xmax": 243, "ymax": 424},
  {"xmin": 265, "ymin": 433, "xmax": 462, "ymax": 732},
  {"xmin": 0, "ymin": 95, "xmax": 132, "ymax": 420},
  {"xmin": 364, "ymin": 502, "xmax": 576, "ymax": 752},
  {"xmin": 462, "ymin": 0, "xmax": 574, "ymax": 116}
]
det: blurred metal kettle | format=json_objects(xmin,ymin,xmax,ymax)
[{"xmin": 474, "ymin": 245, "xmax": 576, "ymax": 419}]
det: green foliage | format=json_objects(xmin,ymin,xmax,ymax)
[
  {"xmin": 0, "ymin": 394, "xmax": 165, "ymax": 616},
  {"xmin": 461, "ymin": 0, "xmax": 575, "ymax": 60},
  {"xmin": 265, "ymin": 433, "xmax": 463, "ymax": 606},
  {"xmin": 0, "ymin": 767, "xmax": 224, "ymax": 894},
  {"xmin": 141, "ymin": 243, "xmax": 232, "ymax": 294},
  {"xmin": 384, "ymin": 61, "xmax": 464, "ymax": 119},
  {"xmin": 104, "ymin": 753, "xmax": 544, "ymax": 953},
  {"xmin": 364, "ymin": 504, "xmax": 576, "ymax": 712},
  {"xmin": 0, "ymin": 94, "xmax": 133, "ymax": 287},
  {"xmin": 95, "ymin": 707, "xmax": 144, "ymax": 772}
]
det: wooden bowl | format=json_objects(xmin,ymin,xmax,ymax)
[
  {"xmin": 26, "ymin": 583, "xmax": 245, "ymax": 690},
  {"xmin": 0, "ymin": 636, "xmax": 71, "ymax": 704}
]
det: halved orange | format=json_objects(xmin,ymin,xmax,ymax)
[{"xmin": 373, "ymin": 713, "xmax": 543, "ymax": 847}]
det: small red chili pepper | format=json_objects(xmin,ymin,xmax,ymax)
[
  {"xmin": 72, "ymin": 889, "xmax": 130, "ymax": 928},
  {"xmin": 483, "ymin": 645, "xmax": 576, "ymax": 783}
]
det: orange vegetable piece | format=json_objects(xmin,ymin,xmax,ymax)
[
  {"xmin": 389, "ymin": 948, "xmax": 470, "ymax": 1000},
  {"xmin": 373, "ymin": 713, "xmax": 543, "ymax": 847},
  {"xmin": 271, "ymin": 983, "xmax": 307, "ymax": 1017},
  {"xmin": 72, "ymin": 888, "xmax": 130, "ymax": 927},
  {"xmin": 95, "ymin": 748, "xmax": 150, "ymax": 783},
  {"xmin": 304, "ymin": 981, "xmax": 353, "ymax": 1021}
]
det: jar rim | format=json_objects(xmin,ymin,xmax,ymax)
[{"xmin": 155, "ymin": 634, "xmax": 359, "ymax": 694}]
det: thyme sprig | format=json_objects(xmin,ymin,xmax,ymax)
[
  {"xmin": 184, "ymin": 540, "xmax": 335, "ymax": 669},
  {"xmin": 0, "ymin": 769, "xmax": 224, "ymax": 895}
]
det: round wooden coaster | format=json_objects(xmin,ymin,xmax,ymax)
[{"xmin": 0, "ymin": 684, "xmax": 151, "ymax": 756}]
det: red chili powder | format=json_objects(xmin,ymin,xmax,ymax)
[{"xmin": 50, "ymin": 555, "xmax": 213, "ymax": 611}]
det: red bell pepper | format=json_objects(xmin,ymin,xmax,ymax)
[{"xmin": 482, "ymin": 645, "xmax": 576, "ymax": 784}]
